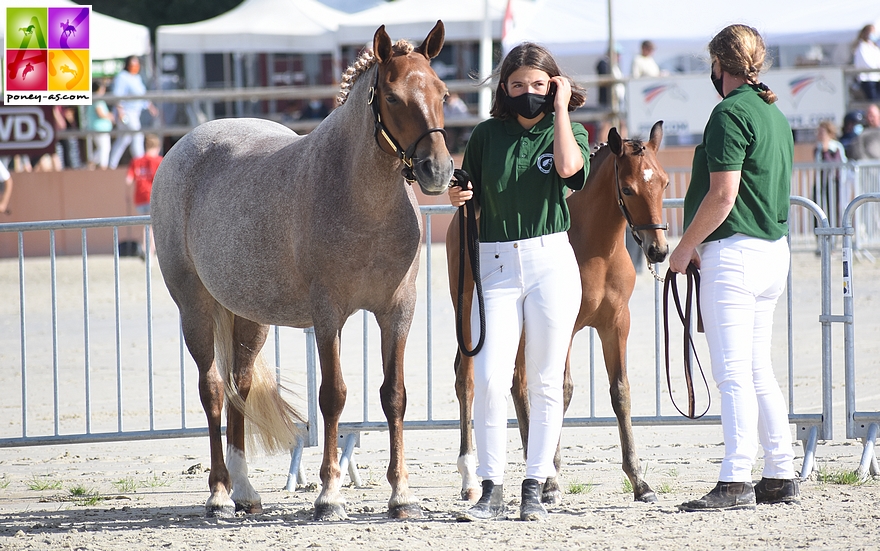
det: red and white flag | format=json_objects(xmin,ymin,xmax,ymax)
[{"xmin": 501, "ymin": 0, "xmax": 515, "ymax": 53}]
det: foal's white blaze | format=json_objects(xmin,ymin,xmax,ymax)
[
  {"xmin": 643, "ymin": 168, "xmax": 654, "ymax": 183},
  {"xmin": 227, "ymin": 445, "xmax": 260, "ymax": 505}
]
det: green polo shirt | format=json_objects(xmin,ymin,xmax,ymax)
[
  {"xmin": 462, "ymin": 114, "xmax": 590, "ymax": 242},
  {"xmin": 684, "ymin": 84, "xmax": 793, "ymax": 242}
]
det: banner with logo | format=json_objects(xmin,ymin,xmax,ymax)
[
  {"xmin": 627, "ymin": 67, "xmax": 846, "ymax": 145},
  {"xmin": 4, "ymin": 5, "xmax": 92, "ymax": 106}
]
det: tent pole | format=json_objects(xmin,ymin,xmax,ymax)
[{"xmin": 478, "ymin": 0, "xmax": 492, "ymax": 119}]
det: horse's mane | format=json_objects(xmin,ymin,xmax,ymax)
[
  {"xmin": 589, "ymin": 137, "xmax": 647, "ymax": 161},
  {"xmin": 337, "ymin": 39, "xmax": 415, "ymax": 106}
]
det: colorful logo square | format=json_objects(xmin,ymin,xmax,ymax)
[
  {"xmin": 48, "ymin": 49, "xmax": 89, "ymax": 91},
  {"xmin": 48, "ymin": 7, "xmax": 89, "ymax": 50},
  {"xmin": 6, "ymin": 49, "xmax": 47, "ymax": 91}
]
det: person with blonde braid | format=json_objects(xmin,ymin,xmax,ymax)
[{"xmin": 670, "ymin": 24, "xmax": 800, "ymax": 512}]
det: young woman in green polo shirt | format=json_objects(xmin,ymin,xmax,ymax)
[
  {"xmin": 448, "ymin": 42, "xmax": 590, "ymax": 522},
  {"xmin": 669, "ymin": 24, "xmax": 800, "ymax": 512}
]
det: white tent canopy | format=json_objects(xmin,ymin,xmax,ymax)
[
  {"xmin": 336, "ymin": 0, "xmax": 511, "ymax": 46},
  {"xmin": 0, "ymin": 0, "xmax": 150, "ymax": 60},
  {"xmin": 156, "ymin": 0, "xmax": 348, "ymax": 54}
]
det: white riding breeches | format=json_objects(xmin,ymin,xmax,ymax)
[
  {"xmin": 471, "ymin": 231, "xmax": 581, "ymax": 485},
  {"xmin": 698, "ymin": 234, "xmax": 795, "ymax": 482}
]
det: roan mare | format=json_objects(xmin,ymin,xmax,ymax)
[
  {"xmin": 447, "ymin": 122, "xmax": 668, "ymax": 504},
  {"xmin": 151, "ymin": 21, "xmax": 453, "ymax": 521}
]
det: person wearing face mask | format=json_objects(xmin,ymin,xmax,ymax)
[
  {"xmin": 670, "ymin": 24, "xmax": 799, "ymax": 512},
  {"xmin": 448, "ymin": 42, "xmax": 589, "ymax": 522}
]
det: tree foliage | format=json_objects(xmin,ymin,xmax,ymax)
[{"xmin": 75, "ymin": 0, "xmax": 245, "ymax": 32}]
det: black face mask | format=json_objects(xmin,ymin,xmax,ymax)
[
  {"xmin": 504, "ymin": 91, "xmax": 553, "ymax": 119},
  {"xmin": 710, "ymin": 63, "xmax": 725, "ymax": 98}
]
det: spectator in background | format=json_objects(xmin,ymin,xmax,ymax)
[
  {"xmin": 127, "ymin": 133, "xmax": 163, "ymax": 258},
  {"xmin": 631, "ymin": 40, "xmax": 666, "ymax": 79},
  {"xmin": 839, "ymin": 110, "xmax": 864, "ymax": 159},
  {"xmin": 853, "ymin": 25, "xmax": 880, "ymax": 100},
  {"xmin": 0, "ymin": 160, "xmax": 13, "ymax": 215},
  {"xmin": 851, "ymin": 104, "xmax": 880, "ymax": 160},
  {"xmin": 53, "ymin": 105, "xmax": 81, "ymax": 169},
  {"xmin": 109, "ymin": 56, "xmax": 158, "ymax": 169},
  {"xmin": 300, "ymin": 99, "xmax": 330, "ymax": 120},
  {"xmin": 596, "ymin": 47, "xmax": 625, "ymax": 108},
  {"xmin": 85, "ymin": 79, "xmax": 114, "ymax": 169},
  {"xmin": 814, "ymin": 120, "xmax": 848, "ymax": 231},
  {"xmin": 443, "ymin": 92, "xmax": 470, "ymax": 153}
]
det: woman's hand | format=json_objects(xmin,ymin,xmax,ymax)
[
  {"xmin": 550, "ymin": 76, "xmax": 571, "ymax": 113},
  {"xmin": 448, "ymin": 180, "xmax": 473, "ymax": 208},
  {"xmin": 668, "ymin": 243, "xmax": 700, "ymax": 274}
]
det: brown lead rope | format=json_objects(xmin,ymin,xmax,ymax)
[
  {"xmin": 663, "ymin": 263, "xmax": 711, "ymax": 419},
  {"xmin": 451, "ymin": 169, "xmax": 485, "ymax": 357}
]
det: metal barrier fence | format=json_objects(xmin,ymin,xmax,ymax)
[
  {"xmin": 0, "ymin": 197, "xmax": 849, "ymax": 486},
  {"xmin": 841, "ymin": 193, "xmax": 880, "ymax": 479}
]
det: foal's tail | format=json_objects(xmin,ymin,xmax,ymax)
[{"xmin": 213, "ymin": 306, "xmax": 303, "ymax": 455}]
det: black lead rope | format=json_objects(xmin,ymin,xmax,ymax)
[
  {"xmin": 451, "ymin": 169, "xmax": 485, "ymax": 357},
  {"xmin": 663, "ymin": 263, "xmax": 710, "ymax": 419}
]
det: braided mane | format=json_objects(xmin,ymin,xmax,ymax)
[{"xmin": 336, "ymin": 39, "xmax": 415, "ymax": 106}]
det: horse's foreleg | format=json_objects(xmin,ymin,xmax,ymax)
[
  {"xmin": 377, "ymin": 309, "xmax": 422, "ymax": 519},
  {"xmin": 225, "ymin": 316, "xmax": 269, "ymax": 514},
  {"xmin": 600, "ymin": 326, "xmax": 657, "ymax": 503},
  {"xmin": 454, "ymin": 350, "xmax": 480, "ymax": 501},
  {"xmin": 181, "ymin": 304, "xmax": 235, "ymax": 518},
  {"xmin": 511, "ymin": 338, "xmax": 530, "ymax": 460},
  {"xmin": 313, "ymin": 325, "xmax": 348, "ymax": 521}
]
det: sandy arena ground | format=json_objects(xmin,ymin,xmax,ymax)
[{"xmin": 1, "ymin": 242, "xmax": 879, "ymax": 550}]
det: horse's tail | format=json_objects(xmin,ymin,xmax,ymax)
[{"xmin": 212, "ymin": 305, "xmax": 303, "ymax": 455}]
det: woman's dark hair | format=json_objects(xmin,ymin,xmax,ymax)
[
  {"xmin": 709, "ymin": 24, "xmax": 777, "ymax": 105},
  {"xmin": 124, "ymin": 55, "xmax": 139, "ymax": 72},
  {"xmin": 489, "ymin": 42, "xmax": 586, "ymax": 119}
]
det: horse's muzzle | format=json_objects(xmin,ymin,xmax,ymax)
[{"xmin": 414, "ymin": 157, "xmax": 454, "ymax": 196}]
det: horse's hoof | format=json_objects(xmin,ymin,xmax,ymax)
[
  {"xmin": 462, "ymin": 487, "xmax": 480, "ymax": 502},
  {"xmin": 636, "ymin": 490, "xmax": 659, "ymax": 503},
  {"xmin": 313, "ymin": 503, "xmax": 348, "ymax": 521},
  {"xmin": 235, "ymin": 500, "xmax": 263, "ymax": 514},
  {"xmin": 389, "ymin": 503, "xmax": 423, "ymax": 519},
  {"xmin": 206, "ymin": 504, "xmax": 236, "ymax": 518},
  {"xmin": 541, "ymin": 488, "xmax": 563, "ymax": 506}
]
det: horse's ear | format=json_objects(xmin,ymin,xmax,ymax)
[
  {"xmin": 648, "ymin": 120, "xmax": 664, "ymax": 151},
  {"xmin": 415, "ymin": 20, "xmax": 445, "ymax": 60},
  {"xmin": 608, "ymin": 127, "xmax": 624, "ymax": 156},
  {"xmin": 373, "ymin": 25, "xmax": 393, "ymax": 64}
]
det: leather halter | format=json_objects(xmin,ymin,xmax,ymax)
[
  {"xmin": 613, "ymin": 143, "xmax": 668, "ymax": 247},
  {"xmin": 368, "ymin": 67, "xmax": 447, "ymax": 184}
]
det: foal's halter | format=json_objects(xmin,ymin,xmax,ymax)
[
  {"xmin": 368, "ymin": 67, "xmax": 447, "ymax": 184},
  {"xmin": 613, "ymin": 143, "xmax": 669, "ymax": 280}
]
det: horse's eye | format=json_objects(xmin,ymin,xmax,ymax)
[
  {"xmin": 621, "ymin": 187, "xmax": 634, "ymax": 196},
  {"xmin": 664, "ymin": 180, "xmax": 670, "ymax": 189},
  {"xmin": 385, "ymin": 95, "xmax": 398, "ymax": 105}
]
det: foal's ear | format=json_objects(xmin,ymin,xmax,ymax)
[
  {"xmin": 373, "ymin": 25, "xmax": 393, "ymax": 64},
  {"xmin": 648, "ymin": 120, "xmax": 664, "ymax": 151},
  {"xmin": 415, "ymin": 20, "xmax": 445, "ymax": 60},
  {"xmin": 608, "ymin": 127, "xmax": 624, "ymax": 156}
]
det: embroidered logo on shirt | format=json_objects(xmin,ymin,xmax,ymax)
[{"xmin": 537, "ymin": 153, "xmax": 554, "ymax": 174}]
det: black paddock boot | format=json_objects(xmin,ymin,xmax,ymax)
[
  {"xmin": 754, "ymin": 477, "xmax": 800, "ymax": 505},
  {"xmin": 457, "ymin": 480, "xmax": 506, "ymax": 521},
  {"xmin": 677, "ymin": 481, "xmax": 756, "ymax": 512},
  {"xmin": 519, "ymin": 479, "xmax": 549, "ymax": 521}
]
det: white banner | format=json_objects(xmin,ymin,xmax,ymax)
[{"xmin": 627, "ymin": 67, "xmax": 846, "ymax": 144}]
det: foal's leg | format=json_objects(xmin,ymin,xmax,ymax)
[
  {"xmin": 453, "ymin": 349, "xmax": 480, "ymax": 501},
  {"xmin": 312, "ymin": 321, "xmax": 348, "ymax": 521},
  {"xmin": 376, "ymin": 307, "xmax": 422, "ymax": 519},
  {"xmin": 179, "ymin": 299, "xmax": 235, "ymax": 517},
  {"xmin": 598, "ymin": 323, "xmax": 658, "ymax": 503},
  {"xmin": 225, "ymin": 316, "xmax": 270, "ymax": 514}
]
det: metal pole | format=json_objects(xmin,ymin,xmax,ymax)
[{"xmin": 478, "ymin": 0, "xmax": 493, "ymax": 118}]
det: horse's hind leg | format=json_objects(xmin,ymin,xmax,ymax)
[
  {"xmin": 225, "ymin": 316, "xmax": 270, "ymax": 514},
  {"xmin": 599, "ymin": 325, "xmax": 657, "ymax": 503},
  {"xmin": 453, "ymin": 349, "xmax": 480, "ymax": 501},
  {"xmin": 178, "ymin": 298, "xmax": 235, "ymax": 517},
  {"xmin": 376, "ymin": 307, "xmax": 422, "ymax": 519}
]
